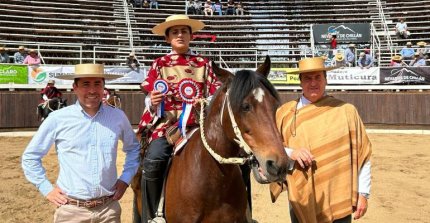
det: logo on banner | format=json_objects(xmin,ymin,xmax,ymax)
[
  {"xmin": 385, "ymin": 68, "xmax": 425, "ymax": 84},
  {"xmin": 30, "ymin": 67, "xmax": 47, "ymax": 82}
]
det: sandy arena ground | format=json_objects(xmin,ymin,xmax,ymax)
[{"xmin": 0, "ymin": 133, "xmax": 429, "ymax": 223}]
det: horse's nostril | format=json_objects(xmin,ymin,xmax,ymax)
[{"xmin": 266, "ymin": 159, "xmax": 287, "ymax": 177}]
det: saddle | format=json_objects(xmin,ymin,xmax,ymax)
[{"xmin": 165, "ymin": 125, "xmax": 199, "ymax": 154}]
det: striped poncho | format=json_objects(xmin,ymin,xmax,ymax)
[{"xmin": 271, "ymin": 96, "xmax": 372, "ymax": 223}]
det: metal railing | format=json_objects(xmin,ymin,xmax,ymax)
[
  {"xmin": 371, "ymin": 22, "xmax": 382, "ymax": 66},
  {"xmin": 122, "ymin": 0, "xmax": 134, "ymax": 49},
  {"xmin": 376, "ymin": 0, "xmax": 393, "ymax": 54}
]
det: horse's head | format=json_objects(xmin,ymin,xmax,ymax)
[{"xmin": 211, "ymin": 56, "xmax": 288, "ymax": 183}]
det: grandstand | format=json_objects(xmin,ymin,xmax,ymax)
[
  {"xmin": 0, "ymin": 0, "xmax": 429, "ymax": 67},
  {"xmin": 1, "ymin": 0, "xmax": 430, "ymax": 128}
]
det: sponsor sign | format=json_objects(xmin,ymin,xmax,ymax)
[
  {"xmin": 327, "ymin": 67, "xmax": 380, "ymax": 85},
  {"xmin": 313, "ymin": 23, "xmax": 371, "ymax": 43},
  {"xmin": 106, "ymin": 67, "xmax": 146, "ymax": 84},
  {"xmin": 268, "ymin": 68, "xmax": 300, "ymax": 84},
  {"xmin": 380, "ymin": 67, "xmax": 430, "ymax": 84},
  {"xmin": 28, "ymin": 66, "xmax": 74, "ymax": 85},
  {"xmin": 0, "ymin": 64, "xmax": 28, "ymax": 84}
]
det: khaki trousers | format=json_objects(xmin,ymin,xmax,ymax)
[{"xmin": 54, "ymin": 200, "xmax": 121, "ymax": 223}]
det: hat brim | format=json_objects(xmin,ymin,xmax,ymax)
[
  {"xmin": 288, "ymin": 66, "xmax": 337, "ymax": 74},
  {"xmin": 55, "ymin": 73, "xmax": 123, "ymax": 80},
  {"xmin": 152, "ymin": 19, "xmax": 205, "ymax": 36}
]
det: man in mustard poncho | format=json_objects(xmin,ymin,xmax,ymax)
[{"xmin": 271, "ymin": 57, "xmax": 372, "ymax": 223}]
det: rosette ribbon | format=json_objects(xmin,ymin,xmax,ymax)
[
  {"xmin": 178, "ymin": 78, "xmax": 201, "ymax": 137},
  {"xmin": 153, "ymin": 79, "xmax": 169, "ymax": 118}
]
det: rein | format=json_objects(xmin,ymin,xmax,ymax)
[
  {"xmin": 197, "ymin": 90, "xmax": 254, "ymax": 165},
  {"xmin": 46, "ymin": 99, "xmax": 60, "ymax": 112}
]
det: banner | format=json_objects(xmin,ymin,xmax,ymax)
[
  {"xmin": 0, "ymin": 64, "xmax": 28, "ymax": 84},
  {"xmin": 380, "ymin": 67, "xmax": 430, "ymax": 84},
  {"xmin": 327, "ymin": 67, "xmax": 380, "ymax": 85},
  {"xmin": 28, "ymin": 66, "xmax": 74, "ymax": 85},
  {"xmin": 313, "ymin": 23, "xmax": 371, "ymax": 43},
  {"xmin": 268, "ymin": 68, "xmax": 299, "ymax": 84},
  {"xmin": 105, "ymin": 67, "xmax": 146, "ymax": 84}
]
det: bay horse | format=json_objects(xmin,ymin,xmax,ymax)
[
  {"xmin": 132, "ymin": 56, "xmax": 288, "ymax": 223},
  {"xmin": 105, "ymin": 94, "xmax": 122, "ymax": 109},
  {"xmin": 37, "ymin": 97, "xmax": 67, "ymax": 121}
]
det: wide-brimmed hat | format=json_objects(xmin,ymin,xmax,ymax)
[
  {"xmin": 406, "ymin": 42, "xmax": 412, "ymax": 46},
  {"xmin": 29, "ymin": 49, "xmax": 37, "ymax": 53},
  {"xmin": 392, "ymin": 55, "xmax": 402, "ymax": 61},
  {"xmin": 152, "ymin": 14, "xmax": 205, "ymax": 36},
  {"xmin": 18, "ymin": 46, "xmax": 25, "ymax": 50},
  {"xmin": 335, "ymin": 53, "xmax": 344, "ymax": 61},
  {"xmin": 348, "ymin": 43, "xmax": 356, "ymax": 48},
  {"xmin": 48, "ymin": 79, "xmax": 55, "ymax": 84},
  {"xmin": 129, "ymin": 52, "xmax": 135, "ymax": 57},
  {"xmin": 417, "ymin": 41, "xmax": 427, "ymax": 47},
  {"xmin": 0, "ymin": 47, "xmax": 5, "ymax": 51},
  {"xmin": 56, "ymin": 64, "xmax": 123, "ymax": 80},
  {"xmin": 289, "ymin": 57, "xmax": 337, "ymax": 74},
  {"xmin": 359, "ymin": 52, "xmax": 365, "ymax": 57}
]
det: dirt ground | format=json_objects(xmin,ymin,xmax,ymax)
[{"xmin": 1, "ymin": 133, "xmax": 429, "ymax": 223}]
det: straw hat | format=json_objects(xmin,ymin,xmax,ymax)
[
  {"xmin": 359, "ymin": 52, "xmax": 365, "ymax": 57},
  {"xmin": 56, "ymin": 64, "xmax": 123, "ymax": 80},
  {"xmin": 417, "ymin": 41, "xmax": 427, "ymax": 47},
  {"xmin": 0, "ymin": 47, "xmax": 5, "ymax": 51},
  {"xmin": 152, "ymin": 14, "xmax": 205, "ymax": 36},
  {"xmin": 29, "ymin": 49, "xmax": 37, "ymax": 53},
  {"xmin": 289, "ymin": 57, "xmax": 337, "ymax": 74},
  {"xmin": 406, "ymin": 42, "xmax": 412, "ymax": 46},
  {"xmin": 392, "ymin": 55, "xmax": 402, "ymax": 61},
  {"xmin": 335, "ymin": 53, "xmax": 344, "ymax": 62},
  {"xmin": 18, "ymin": 46, "xmax": 25, "ymax": 50},
  {"xmin": 129, "ymin": 52, "xmax": 135, "ymax": 57},
  {"xmin": 348, "ymin": 43, "xmax": 356, "ymax": 48},
  {"xmin": 48, "ymin": 79, "xmax": 55, "ymax": 84}
]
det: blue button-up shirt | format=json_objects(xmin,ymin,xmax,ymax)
[
  {"xmin": 344, "ymin": 48, "xmax": 355, "ymax": 63},
  {"xmin": 400, "ymin": 47, "xmax": 415, "ymax": 58},
  {"xmin": 22, "ymin": 101, "xmax": 140, "ymax": 200},
  {"xmin": 358, "ymin": 54, "xmax": 374, "ymax": 68}
]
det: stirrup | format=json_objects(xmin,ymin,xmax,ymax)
[{"xmin": 148, "ymin": 217, "xmax": 166, "ymax": 223}]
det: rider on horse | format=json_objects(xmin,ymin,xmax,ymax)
[
  {"xmin": 136, "ymin": 15, "xmax": 221, "ymax": 222},
  {"xmin": 38, "ymin": 80, "xmax": 63, "ymax": 120}
]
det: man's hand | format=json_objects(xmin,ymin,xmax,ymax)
[
  {"xmin": 46, "ymin": 187, "xmax": 68, "ymax": 207},
  {"xmin": 111, "ymin": 179, "xmax": 129, "ymax": 200},
  {"xmin": 150, "ymin": 90, "xmax": 164, "ymax": 107},
  {"xmin": 290, "ymin": 149, "xmax": 314, "ymax": 168},
  {"xmin": 353, "ymin": 194, "xmax": 368, "ymax": 219}
]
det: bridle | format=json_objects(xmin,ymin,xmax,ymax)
[{"xmin": 197, "ymin": 89, "xmax": 255, "ymax": 165}]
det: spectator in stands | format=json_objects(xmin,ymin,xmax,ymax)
[
  {"xmin": 409, "ymin": 53, "xmax": 426, "ymax": 67},
  {"xmin": 193, "ymin": 0, "xmax": 202, "ymax": 15},
  {"xmin": 213, "ymin": 1, "xmax": 223, "ymax": 15},
  {"xmin": 143, "ymin": 0, "xmax": 149, "ymax": 8},
  {"xmin": 329, "ymin": 34, "xmax": 337, "ymax": 59},
  {"xmin": 137, "ymin": 14, "xmax": 221, "ymax": 222},
  {"xmin": 358, "ymin": 52, "xmax": 374, "ymax": 69},
  {"xmin": 126, "ymin": 52, "xmax": 140, "ymax": 70},
  {"xmin": 186, "ymin": 0, "xmax": 196, "ymax": 14},
  {"xmin": 400, "ymin": 42, "xmax": 414, "ymax": 62},
  {"xmin": 226, "ymin": 0, "xmax": 235, "ymax": 15},
  {"xmin": 149, "ymin": 0, "xmax": 159, "ymax": 9},
  {"xmin": 14, "ymin": 46, "xmax": 27, "ymax": 64},
  {"xmin": 23, "ymin": 49, "xmax": 41, "ymax": 66},
  {"xmin": 344, "ymin": 43, "xmax": 356, "ymax": 67},
  {"xmin": 395, "ymin": 18, "xmax": 409, "ymax": 39},
  {"xmin": 236, "ymin": 1, "xmax": 244, "ymax": 15},
  {"xmin": 204, "ymin": 0, "xmax": 214, "ymax": 16},
  {"xmin": 331, "ymin": 53, "xmax": 347, "ymax": 67},
  {"xmin": 0, "ymin": 47, "xmax": 10, "ymax": 63},
  {"xmin": 390, "ymin": 55, "xmax": 404, "ymax": 67},
  {"xmin": 416, "ymin": 41, "xmax": 428, "ymax": 58}
]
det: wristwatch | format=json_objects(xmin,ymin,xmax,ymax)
[{"xmin": 359, "ymin": 193, "xmax": 370, "ymax": 199}]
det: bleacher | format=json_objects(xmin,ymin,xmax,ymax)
[{"xmin": 0, "ymin": 0, "xmax": 429, "ymax": 68}]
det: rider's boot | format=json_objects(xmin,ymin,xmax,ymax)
[{"xmin": 141, "ymin": 158, "xmax": 167, "ymax": 222}]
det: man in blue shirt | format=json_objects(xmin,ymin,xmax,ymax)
[
  {"xmin": 22, "ymin": 63, "xmax": 141, "ymax": 222},
  {"xmin": 400, "ymin": 42, "xmax": 415, "ymax": 62},
  {"xmin": 358, "ymin": 52, "xmax": 374, "ymax": 69},
  {"xmin": 344, "ymin": 44, "xmax": 356, "ymax": 67}
]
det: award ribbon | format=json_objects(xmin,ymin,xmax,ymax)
[
  {"xmin": 153, "ymin": 79, "xmax": 169, "ymax": 117},
  {"xmin": 178, "ymin": 78, "xmax": 201, "ymax": 137}
]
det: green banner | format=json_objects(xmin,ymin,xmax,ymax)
[{"xmin": 0, "ymin": 64, "xmax": 28, "ymax": 84}]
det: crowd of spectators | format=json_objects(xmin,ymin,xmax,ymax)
[
  {"xmin": 186, "ymin": 0, "xmax": 245, "ymax": 16},
  {"xmin": 0, "ymin": 46, "xmax": 41, "ymax": 66}
]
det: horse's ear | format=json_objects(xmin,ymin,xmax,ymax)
[
  {"xmin": 256, "ymin": 55, "xmax": 271, "ymax": 78},
  {"xmin": 211, "ymin": 61, "xmax": 233, "ymax": 83}
]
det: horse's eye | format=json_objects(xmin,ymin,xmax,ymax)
[{"xmin": 241, "ymin": 103, "xmax": 252, "ymax": 112}]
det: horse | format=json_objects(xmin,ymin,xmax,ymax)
[
  {"xmin": 105, "ymin": 93, "xmax": 122, "ymax": 109},
  {"xmin": 37, "ymin": 97, "xmax": 67, "ymax": 121},
  {"xmin": 132, "ymin": 56, "xmax": 288, "ymax": 223}
]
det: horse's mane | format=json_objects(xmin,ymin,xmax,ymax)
[{"xmin": 229, "ymin": 70, "xmax": 280, "ymax": 112}]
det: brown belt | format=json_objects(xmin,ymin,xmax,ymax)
[{"xmin": 66, "ymin": 195, "xmax": 113, "ymax": 208}]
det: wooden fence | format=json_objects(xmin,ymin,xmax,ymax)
[{"xmin": 0, "ymin": 91, "xmax": 429, "ymax": 128}]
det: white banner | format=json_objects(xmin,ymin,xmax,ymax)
[{"xmin": 327, "ymin": 67, "xmax": 380, "ymax": 85}]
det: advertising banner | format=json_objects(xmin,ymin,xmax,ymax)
[
  {"xmin": 268, "ymin": 68, "xmax": 299, "ymax": 84},
  {"xmin": 105, "ymin": 67, "xmax": 146, "ymax": 84},
  {"xmin": 313, "ymin": 23, "xmax": 371, "ymax": 43},
  {"xmin": 380, "ymin": 67, "xmax": 430, "ymax": 84},
  {"xmin": 327, "ymin": 67, "xmax": 380, "ymax": 85},
  {"xmin": 0, "ymin": 64, "xmax": 28, "ymax": 84}
]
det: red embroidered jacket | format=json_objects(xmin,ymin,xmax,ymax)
[{"xmin": 138, "ymin": 52, "xmax": 221, "ymax": 143}]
